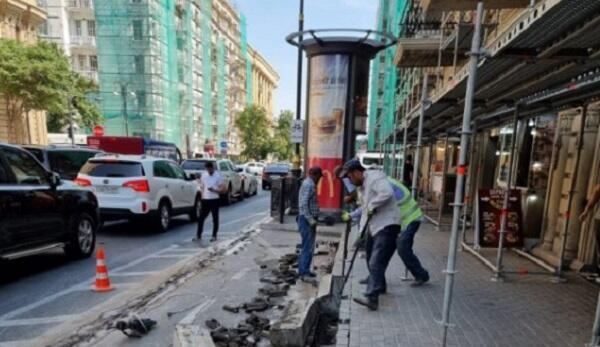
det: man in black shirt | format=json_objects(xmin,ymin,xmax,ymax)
[{"xmin": 403, "ymin": 154, "xmax": 414, "ymax": 187}]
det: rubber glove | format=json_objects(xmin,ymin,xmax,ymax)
[{"xmin": 341, "ymin": 212, "xmax": 351, "ymax": 223}]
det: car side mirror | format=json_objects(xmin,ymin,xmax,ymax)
[
  {"xmin": 236, "ymin": 168, "xmax": 243, "ymax": 173},
  {"xmin": 187, "ymin": 173, "xmax": 198, "ymax": 180},
  {"xmin": 49, "ymin": 172, "xmax": 61, "ymax": 188}
]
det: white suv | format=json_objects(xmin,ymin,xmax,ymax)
[{"xmin": 76, "ymin": 155, "xmax": 200, "ymax": 232}]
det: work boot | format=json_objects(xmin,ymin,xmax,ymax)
[
  {"xmin": 210, "ymin": 236, "xmax": 217, "ymax": 242},
  {"xmin": 411, "ymin": 276, "xmax": 430, "ymax": 287},
  {"xmin": 353, "ymin": 296, "xmax": 378, "ymax": 311},
  {"xmin": 359, "ymin": 276, "xmax": 369, "ymax": 285}
]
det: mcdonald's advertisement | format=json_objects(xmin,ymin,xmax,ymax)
[{"xmin": 307, "ymin": 54, "xmax": 349, "ymax": 210}]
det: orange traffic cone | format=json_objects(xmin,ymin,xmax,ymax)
[{"xmin": 92, "ymin": 247, "xmax": 115, "ymax": 292}]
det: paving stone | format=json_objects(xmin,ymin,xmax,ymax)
[{"xmin": 343, "ymin": 223, "xmax": 597, "ymax": 347}]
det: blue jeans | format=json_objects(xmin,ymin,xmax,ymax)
[
  {"xmin": 297, "ymin": 215, "xmax": 316, "ymax": 276},
  {"xmin": 366, "ymin": 225, "xmax": 401, "ymax": 299},
  {"xmin": 397, "ymin": 221, "xmax": 429, "ymax": 281}
]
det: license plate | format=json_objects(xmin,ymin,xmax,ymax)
[{"xmin": 96, "ymin": 186, "xmax": 119, "ymax": 194}]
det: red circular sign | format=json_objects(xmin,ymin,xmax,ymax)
[{"xmin": 93, "ymin": 125, "xmax": 104, "ymax": 137}]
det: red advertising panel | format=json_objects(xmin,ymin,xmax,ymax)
[
  {"xmin": 307, "ymin": 54, "xmax": 349, "ymax": 210},
  {"xmin": 87, "ymin": 136, "xmax": 144, "ymax": 155},
  {"xmin": 477, "ymin": 189, "xmax": 523, "ymax": 248}
]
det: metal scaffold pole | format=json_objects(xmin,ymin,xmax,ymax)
[
  {"xmin": 589, "ymin": 289, "xmax": 600, "ymax": 346},
  {"xmin": 412, "ymin": 73, "xmax": 428, "ymax": 198},
  {"xmin": 439, "ymin": 3, "xmax": 483, "ymax": 346},
  {"xmin": 554, "ymin": 104, "xmax": 588, "ymax": 283},
  {"xmin": 492, "ymin": 105, "xmax": 520, "ymax": 282},
  {"xmin": 400, "ymin": 97, "xmax": 409, "ymax": 181}
]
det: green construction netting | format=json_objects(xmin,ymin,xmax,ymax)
[
  {"xmin": 201, "ymin": 0, "xmax": 213, "ymax": 141},
  {"xmin": 95, "ymin": 0, "xmax": 191, "ymax": 147},
  {"xmin": 216, "ymin": 38, "xmax": 226, "ymax": 140},
  {"xmin": 241, "ymin": 14, "xmax": 252, "ymax": 105}
]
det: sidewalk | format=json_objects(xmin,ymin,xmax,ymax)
[{"xmin": 336, "ymin": 222, "xmax": 598, "ymax": 347}]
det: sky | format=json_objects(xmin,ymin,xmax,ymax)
[{"xmin": 232, "ymin": 0, "xmax": 378, "ymax": 118}]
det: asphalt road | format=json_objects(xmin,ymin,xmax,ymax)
[{"xmin": 0, "ymin": 189, "xmax": 270, "ymax": 346}]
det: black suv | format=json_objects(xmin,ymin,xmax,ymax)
[
  {"xmin": 22, "ymin": 145, "xmax": 102, "ymax": 182},
  {"xmin": 0, "ymin": 144, "xmax": 99, "ymax": 260}
]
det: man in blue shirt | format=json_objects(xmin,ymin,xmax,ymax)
[{"xmin": 297, "ymin": 166, "xmax": 323, "ymax": 279}]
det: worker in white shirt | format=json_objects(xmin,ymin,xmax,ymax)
[{"xmin": 196, "ymin": 161, "xmax": 226, "ymax": 242}]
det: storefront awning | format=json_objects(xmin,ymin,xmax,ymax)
[{"xmin": 399, "ymin": 0, "xmax": 600, "ymax": 140}]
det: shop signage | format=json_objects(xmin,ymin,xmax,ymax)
[{"xmin": 477, "ymin": 189, "xmax": 523, "ymax": 248}]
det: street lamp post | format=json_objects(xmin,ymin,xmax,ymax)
[
  {"xmin": 293, "ymin": 0, "xmax": 304, "ymax": 174},
  {"xmin": 67, "ymin": 96, "xmax": 76, "ymax": 145},
  {"xmin": 114, "ymin": 83, "xmax": 136, "ymax": 137}
]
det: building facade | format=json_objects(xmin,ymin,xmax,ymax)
[
  {"xmin": 248, "ymin": 45, "xmax": 279, "ymax": 123},
  {"xmin": 385, "ymin": 0, "xmax": 600, "ymax": 275},
  {"xmin": 37, "ymin": 0, "xmax": 98, "ymax": 82},
  {"xmin": 93, "ymin": 0, "xmax": 266, "ymax": 158},
  {"xmin": 0, "ymin": 0, "xmax": 48, "ymax": 145}
]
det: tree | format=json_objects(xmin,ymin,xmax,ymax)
[
  {"xmin": 272, "ymin": 110, "xmax": 295, "ymax": 161},
  {"xmin": 235, "ymin": 105, "xmax": 273, "ymax": 160},
  {"xmin": 0, "ymin": 39, "xmax": 101, "ymax": 138}
]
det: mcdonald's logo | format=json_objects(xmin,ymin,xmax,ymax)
[{"xmin": 317, "ymin": 170, "xmax": 335, "ymax": 198}]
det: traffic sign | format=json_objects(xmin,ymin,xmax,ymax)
[
  {"xmin": 290, "ymin": 120, "xmax": 304, "ymax": 144},
  {"xmin": 93, "ymin": 125, "xmax": 104, "ymax": 137}
]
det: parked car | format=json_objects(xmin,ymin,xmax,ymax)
[
  {"xmin": 237, "ymin": 166, "xmax": 258, "ymax": 197},
  {"xmin": 0, "ymin": 144, "xmax": 99, "ymax": 260},
  {"xmin": 22, "ymin": 144, "xmax": 102, "ymax": 183},
  {"xmin": 262, "ymin": 163, "xmax": 291, "ymax": 190},
  {"xmin": 76, "ymin": 155, "xmax": 200, "ymax": 232},
  {"xmin": 181, "ymin": 159, "xmax": 244, "ymax": 205},
  {"xmin": 243, "ymin": 161, "xmax": 265, "ymax": 176}
]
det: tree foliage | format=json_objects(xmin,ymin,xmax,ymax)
[
  {"xmin": 272, "ymin": 110, "xmax": 295, "ymax": 161},
  {"xmin": 235, "ymin": 105, "xmax": 273, "ymax": 160},
  {"xmin": 0, "ymin": 39, "xmax": 101, "ymax": 135}
]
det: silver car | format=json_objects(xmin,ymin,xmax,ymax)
[{"xmin": 181, "ymin": 159, "xmax": 244, "ymax": 205}]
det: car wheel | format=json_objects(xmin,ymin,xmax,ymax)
[
  {"xmin": 189, "ymin": 196, "xmax": 201, "ymax": 222},
  {"xmin": 222, "ymin": 186, "xmax": 233, "ymax": 206},
  {"xmin": 156, "ymin": 202, "xmax": 171, "ymax": 232},
  {"xmin": 240, "ymin": 183, "xmax": 246, "ymax": 199},
  {"xmin": 65, "ymin": 212, "xmax": 96, "ymax": 259}
]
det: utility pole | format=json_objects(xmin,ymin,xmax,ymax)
[
  {"xmin": 121, "ymin": 83, "xmax": 129, "ymax": 137},
  {"xmin": 68, "ymin": 96, "xmax": 76, "ymax": 145}
]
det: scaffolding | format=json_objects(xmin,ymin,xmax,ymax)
[
  {"xmin": 95, "ymin": 0, "xmax": 194, "ymax": 148},
  {"xmin": 241, "ymin": 14, "xmax": 252, "ymax": 105}
]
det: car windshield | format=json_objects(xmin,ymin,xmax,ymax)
[
  {"xmin": 48, "ymin": 150, "xmax": 101, "ymax": 180},
  {"xmin": 181, "ymin": 160, "xmax": 212, "ymax": 171},
  {"xmin": 265, "ymin": 164, "xmax": 290, "ymax": 173},
  {"xmin": 362, "ymin": 157, "xmax": 381, "ymax": 166},
  {"xmin": 80, "ymin": 160, "xmax": 144, "ymax": 177}
]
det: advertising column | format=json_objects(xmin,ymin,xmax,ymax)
[{"xmin": 307, "ymin": 54, "xmax": 349, "ymax": 211}]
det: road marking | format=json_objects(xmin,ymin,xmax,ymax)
[
  {"xmin": 179, "ymin": 298, "xmax": 216, "ymax": 325},
  {"xmin": 231, "ymin": 267, "xmax": 251, "ymax": 280},
  {"xmin": 151, "ymin": 254, "xmax": 188, "ymax": 259},
  {"xmin": 0, "ymin": 315, "xmax": 78, "ymax": 327},
  {"xmin": 111, "ymin": 271, "xmax": 159, "ymax": 277}
]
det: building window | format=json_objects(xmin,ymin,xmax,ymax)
[
  {"xmin": 87, "ymin": 20, "xmax": 96, "ymax": 37},
  {"xmin": 132, "ymin": 20, "xmax": 143, "ymax": 40},
  {"xmin": 134, "ymin": 55, "xmax": 144, "ymax": 74},
  {"xmin": 75, "ymin": 20, "xmax": 82, "ymax": 36},
  {"xmin": 137, "ymin": 90, "xmax": 146, "ymax": 107},
  {"xmin": 89, "ymin": 55, "xmax": 98, "ymax": 71},
  {"xmin": 38, "ymin": 22, "xmax": 48, "ymax": 36},
  {"xmin": 78, "ymin": 55, "xmax": 87, "ymax": 70}
]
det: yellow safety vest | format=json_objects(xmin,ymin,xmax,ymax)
[{"xmin": 389, "ymin": 178, "xmax": 423, "ymax": 229}]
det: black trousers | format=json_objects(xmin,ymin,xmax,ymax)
[{"xmin": 197, "ymin": 199, "xmax": 220, "ymax": 238}]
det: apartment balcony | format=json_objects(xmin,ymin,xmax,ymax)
[
  {"xmin": 66, "ymin": 0, "xmax": 94, "ymax": 13},
  {"xmin": 77, "ymin": 70, "xmax": 98, "ymax": 81},
  {"xmin": 70, "ymin": 36, "xmax": 96, "ymax": 50}
]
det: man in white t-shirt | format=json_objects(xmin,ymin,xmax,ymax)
[{"xmin": 196, "ymin": 161, "xmax": 225, "ymax": 242}]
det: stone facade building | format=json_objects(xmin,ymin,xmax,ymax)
[{"xmin": 0, "ymin": 0, "xmax": 47, "ymax": 145}]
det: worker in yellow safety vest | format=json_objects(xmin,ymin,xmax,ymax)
[{"xmin": 342, "ymin": 165, "xmax": 430, "ymax": 287}]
